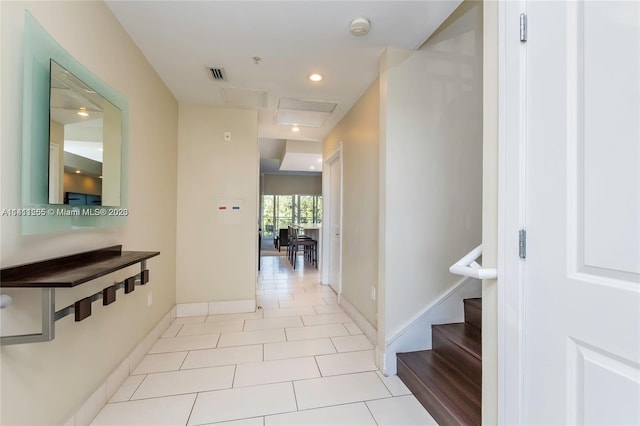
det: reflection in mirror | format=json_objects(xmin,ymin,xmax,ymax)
[{"xmin": 48, "ymin": 60, "xmax": 122, "ymax": 206}]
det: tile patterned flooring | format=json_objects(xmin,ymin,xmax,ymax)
[{"xmin": 91, "ymin": 255, "xmax": 437, "ymax": 425}]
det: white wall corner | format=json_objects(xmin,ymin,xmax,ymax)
[
  {"xmin": 382, "ymin": 277, "xmax": 481, "ymax": 375},
  {"xmin": 339, "ymin": 296, "xmax": 377, "ymax": 345},
  {"xmin": 208, "ymin": 299, "xmax": 256, "ymax": 315},
  {"xmin": 170, "ymin": 305, "xmax": 177, "ymax": 323}
]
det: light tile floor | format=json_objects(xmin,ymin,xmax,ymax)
[{"xmin": 91, "ymin": 254, "xmax": 437, "ymax": 425}]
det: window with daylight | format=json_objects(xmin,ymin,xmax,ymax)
[{"xmin": 261, "ymin": 194, "xmax": 322, "ymax": 238}]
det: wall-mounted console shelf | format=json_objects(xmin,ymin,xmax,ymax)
[{"xmin": 0, "ymin": 245, "xmax": 159, "ymax": 345}]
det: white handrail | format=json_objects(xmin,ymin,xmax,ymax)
[{"xmin": 449, "ymin": 244, "xmax": 497, "ymax": 280}]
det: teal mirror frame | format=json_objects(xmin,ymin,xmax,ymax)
[{"xmin": 21, "ymin": 12, "xmax": 129, "ymax": 234}]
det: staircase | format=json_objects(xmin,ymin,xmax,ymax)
[{"xmin": 397, "ymin": 298, "xmax": 481, "ymax": 425}]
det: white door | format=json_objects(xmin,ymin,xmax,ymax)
[
  {"xmin": 522, "ymin": 1, "xmax": 640, "ymax": 423},
  {"xmin": 328, "ymin": 156, "xmax": 342, "ymax": 294}
]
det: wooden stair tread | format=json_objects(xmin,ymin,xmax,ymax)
[
  {"xmin": 433, "ymin": 323, "xmax": 482, "ymax": 361},
  {"xmin": 397, "ymin": 350, "xmax": 481, "ymax": 426},
  {"xmin": 432, "ymin": 322, "xmax": 482, "ymax": 387},
  {"xmin": 396, "ymin": 298, "xmax": 482, "ymax": 424}
]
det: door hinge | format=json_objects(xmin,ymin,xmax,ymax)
[
  {"xmin": 519, "ymin": 229, "xmax": 527, "ymax": 259},
  {"xmin": 520, "ymin": 13, "xmax": 528, "ymax": 42}
]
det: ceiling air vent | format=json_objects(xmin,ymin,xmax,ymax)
[{"xmin": 207, "ymin": 67, "xmax": 227, "ymax": 81}]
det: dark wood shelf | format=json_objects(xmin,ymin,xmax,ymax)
[{"xmin": 0, "ymin": 245, "xmax": 160, "ymax": 288}]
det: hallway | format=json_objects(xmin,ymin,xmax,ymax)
[{"xmin": 90, "ymin": 256, "xmax": 436, "ymax": 425}]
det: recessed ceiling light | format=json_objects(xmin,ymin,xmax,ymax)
[
  {"xmin": 77, "ymin": 107, "xmax": 89, "ymax": 117},
  {"xmin": 309, "ymin": 73, "xmax": 323, "ymax": 82},
  {"xmin": 75, "ymin": 170, "xmax": 81, "ymax": 174},
  {"xmin": 99, "ymin": 176, "xmax": 103, "ymax": 179},
  {"xmin": 310, "ymin": 166, "xmax": 315, "ymax": 170},
  {"xmin": 292, "ymin": 126, "xmax": 300, "ymax": 132}
]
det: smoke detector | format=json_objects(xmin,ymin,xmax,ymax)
[{"xmin": 349, "ymin": 17, "xmax": 370, "ymax": 36}]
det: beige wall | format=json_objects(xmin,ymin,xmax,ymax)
[
  {"xmin": 379, "ymin": 1, "xmax": 483, "ymax": 345},
  {"xmin": 176, "ymin": 103, "xmax": 258, "ymax": 303},
  {"xmin": 262, "ymin": 174, "xmax": 321, "ymax": 196},
  {"xmin": 323, "ymin": 79, "xmax": 380, "ymax": 328},
  {"xmin": 482, "ymin": 0, "xmax": 499, "ymax": 424},
  {"xmin": 0, "ymin": 2, "xmax": 178, "ymax": 424}
]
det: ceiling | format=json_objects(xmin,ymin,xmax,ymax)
[{"xmin": 105, "ymin": 1, "xmax": 460, "ymax": 173}]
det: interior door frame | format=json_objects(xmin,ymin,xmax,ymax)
[
  {"xmin": 497, "ymin": 0, "xmax": 527, "ymax": 424},
  {"xmin": 322, "ymin": 143, "xmax": 343, "ymax": 293}
]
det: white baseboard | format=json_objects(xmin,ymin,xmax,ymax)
[
  {"xmin": 176, "ymin": 299, "xmax": 256, "ymax": 317},
  {"xmin": 176, "ymin": 302, "xmax": 208, "ymax": 317},
  {"xmin": 381, "ymin": 277, "xmax": 481, "ymax": 376},
  {"xmin": 339, "ymin": 295, "xmax": 377, "ymax": 347},
  {"xmin": 209, "ymin": 299, "xmax": 255, "ymax": 315},
  {"xmin": 66, "ymin": 309, "xmax": 172, "ymax": 426}
]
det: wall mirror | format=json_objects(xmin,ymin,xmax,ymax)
[
  {"xmin": 48, "ymin": 60, "xmax": 122, "ymax": 206},
  {"xmin": 22, "ymin": 12, "xmax": 129, "ymax": 234}
]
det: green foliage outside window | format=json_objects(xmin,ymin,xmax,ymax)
[{"xmin": 261, "ymin": 194, "xmax": 322, "ymax": 238}]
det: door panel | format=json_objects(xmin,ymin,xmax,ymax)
[
  {"xmin": 567, "ymin": 340, "xmax": 640, "ymax": 424},
  {"xmin": 579, "ymin": 1, "xmax": 640, "ymax": 278},
  {"xmin": 329, "ymin": 157, "xmax": 342, "ymax": 293},
  {"xmin": 524, "ymin": 1, "xmax": 640, "ymax": 423}
]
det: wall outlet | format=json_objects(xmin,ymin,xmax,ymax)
[
  {"xmin": 370, "ymin": 287, "xmax": 376, "ymax": 301},
  {"xmin": 224, "ymin": 131, "xmax": 231, "ymax": 142},
  {"xmin": 147, "ymin": 292, "xmax": 153, "ymax": 307}
]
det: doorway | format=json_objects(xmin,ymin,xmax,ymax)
[
  {"xmin": 323, "ymin": 144, "xmax": 343, "ymax": 295},
  {"xmin": 499, "ymin": 1, "xmax": 640, "ymax": 423}
]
